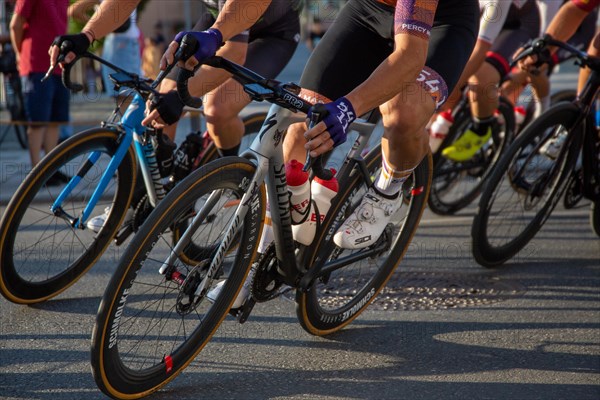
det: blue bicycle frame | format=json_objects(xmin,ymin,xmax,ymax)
[{"xmin": 50, "ymin": 93, "xmax": 164, "ymax": 229}]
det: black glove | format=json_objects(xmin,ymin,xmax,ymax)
[
  {"xmin": 150, "ymin": 90, "xmax": 186, "ymax": 126},
  {"xmin": 51, "ymin": 33, "xmax": 91, "ymax": 61}
]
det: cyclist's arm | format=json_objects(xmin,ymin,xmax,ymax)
[
  {"xmin": 545, "ymin": 0, "xmax": 595, "ymax": 42},
  {"xmin": 80, "ymin": 0, "xmax": 139, "ymax": 43},
  {"xmin": 68, "ymin": 0, "xmax": 99, "ymax": 25},
  {"xmin": 345, "ymin": 1, "xmax": 436, "ymax": 117},
  {"xmin": 211, "ymin": 0, "xmax": 272, "ymax": 41}
]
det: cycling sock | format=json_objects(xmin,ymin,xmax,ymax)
[
  {"xmin": 217, "ymin": 144, "xmax": 240, "ymax": 157},
  {"xmin": 472, "ymin": 115, "xmax": 495, "ymax": 137},
  {"xmin": 374, "ymin": 151, "xmax": 413, "ymax": 197}
]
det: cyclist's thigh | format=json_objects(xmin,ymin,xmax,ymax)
[
  {"xmin": 299, "ymin": 0, "xmax": 393, "ymax": 100},
  {"xmin": 424, "ymin": 3, "xmax": 479, "ymax": 108},
  {"xmin": 244, "ymin": 34, "xmax": 299, "ymax": 79}
]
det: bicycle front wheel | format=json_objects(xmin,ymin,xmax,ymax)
[
  {"xmin": 0, "ymin": 128, "xmax": 136, "ymax": 304},
  {"xmin": 296, "ymin": 147, "xmax": 432, "ymax": 336},
  {"xmin": 472, "ymin": 102, "xmax": 582, "ymax": 267},
  {"xmin": 92, "ymin": 157, "xmax": 264, "ymax": 399}
]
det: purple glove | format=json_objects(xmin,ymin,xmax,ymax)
[
  {"xmin": 309, "ymin": 97, "xmax": 356, "ymax": 147},
  {"xmin": 174, "ymin": 28, "xmax": 223, "ymax": 64}
]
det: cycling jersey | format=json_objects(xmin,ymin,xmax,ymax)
[
  {"xmin": 572, "ymin": 0, "xmax": 600, "ymax": 11},
  {"xmin": 478, "ymin": 0, "xmax": 540, "ymax": 77},
  {"xmin": 299, "ymin": 0, "xmax": 479, "ymax": 110},
  {"xmin": 478, "ymin": 0, "xmax": 538, "ymax": 44}
]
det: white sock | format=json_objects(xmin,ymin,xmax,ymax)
[{"xmin": 374, "ymin": 151, "xmax": 414, "ymax": 197}]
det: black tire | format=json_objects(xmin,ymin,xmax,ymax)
[
  {"xmin": 472, "ymin": 102, "xmax": 582, "ymax": 267},
  {"xmin": 296, "ymin": 147, "xmax": 432, "ymax": 335},
  {"xmin": 195, "ymin": 112, "xmax": 267, "ymax": 165},
  {"xmin": 591, "ymin": 201, "xmax": 600, "ymax": 237},
  {"xmin": 429, "ymin": 97, "xmax": 515, "ymax": 215},
  {"xmin": 0, "ymin": 128, "xmax": 137, "ymax": 303},
  {"xmin": 91, "ymin": 157, "xmax": 264, "ymax": 399}
]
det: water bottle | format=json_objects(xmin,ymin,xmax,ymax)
[
  {"xmin": 286, "ymin": 160, "xmax": 311, "ymax": 225},
  {"xmin": 514, "ymin": 106, "xmax": 527, "ymax": 131},
  {"xmin": 429, "ymin": 110, "xmax": 453, "ymax": 152},
  {"xmin": 257, "ymin": 198, "xmax": 273, "ymax": 254},
  {"xmin": 292, "ymin": 169, "xmax": 339, "ymax": 246}
]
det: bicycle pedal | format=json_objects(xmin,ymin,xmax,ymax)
[
  {"xmin": 231, "ymin": 297, "xmax": 256, "ymax": 324},
  {"xmin": 114, "ymin": 224, "xmax": 134, "ymax": 246}
]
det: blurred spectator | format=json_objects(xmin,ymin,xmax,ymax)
[
  {"xmin": 306, "ymin": 17, "xmax": 325, "ymax": 51},
  {"xmin": 141, "ymin": 36, "xmax": 162, "ymax": 80},
  {"xmin": 70, "ymin": 0, "xmax": 140, "ymax": 101},
  {"xmin": 10, "ymin": 0, "xmax": 70, "ymax": 174}
]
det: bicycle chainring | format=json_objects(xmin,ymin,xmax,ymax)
[
  {"xmin": 132, "ymin": 194, "xmax": 154, "ymax": 231},
  {"xmin": 250, "ymin": 244, "xmax": 285, "ymax": 302}
]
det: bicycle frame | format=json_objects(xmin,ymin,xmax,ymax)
[
  {"xmin": 49, "ymin": 93, "xmax": 164, "ymax": 228},
  {"xmin": 172, "ymin": 106, "xmax": 382, "ymax": 295}
]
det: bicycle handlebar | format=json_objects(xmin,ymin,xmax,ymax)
[
  {"xmin": 512, "ymin": 34, "xmax": 600, "ymax": 70},
  {"xmin": 46, "ymin": 39, "xmax": 196, "ymax": 103},
  {"xmin": 303, "ymin": 111, "xmax": 334, "ymax": 181}
]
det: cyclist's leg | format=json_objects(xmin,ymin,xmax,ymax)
[
  {"xmin": 203, "ymin": 31, "xmax": 299, "ymax": 154},
  {"xmin": 336, "ymin": 16, "xmax": 478, "ymax": 248},
  {"xmin": 283, "ymin": 0, "xmax": 393, "ymax": 164}
]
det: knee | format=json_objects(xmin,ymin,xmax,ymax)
[
  {"xmin": 382, "ymin": 103, "xmax": 429, "ymax": 142},
  {"xmin": 203, "ymin": 101, "xmax": 237, "ymax": 127},
  {"xmin": 284, "ymin": 122, "xmax": 307, "ymax": 146}
]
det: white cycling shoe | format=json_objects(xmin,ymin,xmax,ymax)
[
  {"xmin": 86, "ymin": 207, "xmax": 133, "ymax": 233},
  {"xmin": 333, "ymin": 188, "xmax": 402, "ymax": 250},
  {"xmin": 206, "ymin": 267, "xmax": 255, "ymax": 309}
]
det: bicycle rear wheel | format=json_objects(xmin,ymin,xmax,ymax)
[
  {"xmin": 0, "ymin": 128, "xmax": 136, "ymax": 303},
  {"xmin": 91, "ymin": 158, "xmax": 264, "ymax": 399},
  {"xmin": 472, "ymin": 102, "xmax": 583, "ymax": 267},
  {"xmin": 296, "ymin": 147, "xmax": 431, "ymax": 335},
  {"xmin": 428, "ymin": 97, "xmax": 515, "ymax": 215}
]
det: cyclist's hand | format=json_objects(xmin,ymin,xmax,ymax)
[
  {"xmin": 142, "ymin": 90, "xmax": 185, "ymax": 127},
  {"xmin": 304, "ymin": 97, "xmax": 356, "ymax": 157},
  {"xmin": 48, "ymin": 33, "xmax": 91, "ymax": 68},
  {"xmin": 160, "ymin": 28, "xmax": 223, "ymax": 71}
]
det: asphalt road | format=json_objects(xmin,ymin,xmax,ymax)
[{"xmin": 1, "ymin": 48, "xmax": 599, "ymax": 400}]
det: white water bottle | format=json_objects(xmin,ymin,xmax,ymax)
[
  {"xmin": 286, "ymin": 160, "xmax": 311, "ymax": 225},
  {"xmin": 257, "ymin": 196, "xmax": 273, "ymax": 254},
  {"xmin": 514, "ymin": 106, "xmax": 527, "ymax": 131},
  {"xmin": 293, "ymin": 170, "xmax": 339, "ymax": 246},
  {"xmin": 429, "ymin": 110, "xmax": 454, "ymax": 152}
]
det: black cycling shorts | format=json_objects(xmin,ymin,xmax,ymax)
[
  {"xmin": 485, "ymin": 0, "xmax": 540, "ymax": 78},
  {"xmin": 168, "ymin": 8, "xmax": 299, "ymax": 81},
  {"xmin": 299, "ymin": 0, "xmax": 479, "ymax": 110}
]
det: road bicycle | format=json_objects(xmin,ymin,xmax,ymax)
[
  {"xmin": 472, "ymin": 36, "xmax": 600, "ymax": 267},
  {"xmin": 0, "ymin": 44, "xmax": 27, "ymax": 149},
  {"xmin": 428, "ymin": 89, "xmax": 516, "ymax": 215},
  {"xmin": 0, "ymin": 49, "xmax": 266, "ymax": 304},
  {"xmin": 90, "ymin": 34, "xmax": 431, "ymax": 399},
  {"xmin": 428, "ymin": 79, "xmax": 576, "ymax": 216}
]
